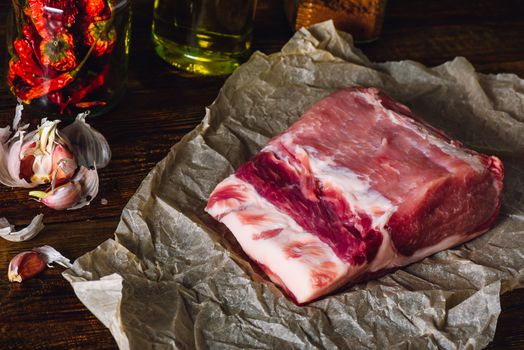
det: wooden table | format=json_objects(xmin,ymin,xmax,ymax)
[{"xmin": 0, "ymin": 0, "xmax": 523, "ymax": 348}]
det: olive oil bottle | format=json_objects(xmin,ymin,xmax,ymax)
[{"xmin": 152, "ymin": 0, "xmax": 257, "ymax": 76}]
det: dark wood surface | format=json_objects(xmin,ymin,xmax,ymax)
[{"xmin": 0, "ymin": 0, "xmax": 523, "ymax": 349}]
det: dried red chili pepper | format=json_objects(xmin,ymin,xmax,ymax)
[
  {"xmin": 13, "ymin": 38, "xmax": 44, "ymax": 75},
  {"xmin": 47, "ymin": 91, "xmax": 65, "ymax": 108},
  {"xmin": 44, "ymin": 0, "xmax": 79, "ymax": 29},
  {"xmin": 25, "ymin": 0, "xmax": 79, "ymax": 38},
  {"xmin": 75, "ymin": 101, "xmax": 107, "ymax": 109},
  {"xmin": 39, "ymin": 32, "xmax": 77, "ymax": 71},
  {"xmin": 10, "ymin": 59, "xmax": 45, "ymax": 87},
  {"xmin": 85, "ymin": 20, "xmax": 117, "ymax": 57},
  {"xmin": 60, "ymin": 65, "xmax": 109, "ymax": 113},
  {"xmin": 22, "ymin": 25, "xmax": 41, "ymax": 54},
  {"xmin": 83, "ymin": 0, "xmax": 106, "ymax": 19},
  {"xmin": 26, "ymin": 0, "xmax": 52, "ymax": 40},
  {"xmin": 9, "ymin": 38, "xmax": 46, "ymax": 89},
  {"xmin": 7, "ymin": 59, "xmax": 18, "ymax": 88},
  {"xmin": 18, "ymin": 36, "xmax": 98, "ymax": 103},
  {"xmin": 18, "ymin": 72, "xmax": 75, "ymax": 103}
]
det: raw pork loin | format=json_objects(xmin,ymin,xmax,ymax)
[{"xmin": 206, "ymin": 87, "xmax": 503, "ymax": 304}]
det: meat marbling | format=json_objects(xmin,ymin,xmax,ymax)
[{"xmin": 205, "ymin": 87, "xmax": 503, "ymax": 304}]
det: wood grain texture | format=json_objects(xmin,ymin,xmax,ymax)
[{"xmin": 0, "ymin": 0, "xmax": 523, "ymax": 349}]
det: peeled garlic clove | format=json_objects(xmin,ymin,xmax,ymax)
[
  {"xmin": 61, "ymin": 112, "xmax": 111, "ymax": 169},
  {"xmin": 30, "ymin": 181, "xmax": 82, "ymax": 211},
  {"xmin": 30, "ymin": 151, "xmax": 54, "ymax": 184},
  {"xmin": 8, "ymin": 250, "xmax": 46, "ymax": 283}
]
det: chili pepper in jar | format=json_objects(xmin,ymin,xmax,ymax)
[
  {"xmin": 39, "ymin": 32, "xmax": 77, "ymax": 71},
  {"xmin": 7, "ymin": 60, "xmax": 17, "ymax": 88},
  {"xmin": 60, "ymin": 65, "xmax": 109, "ymax": 113},
  {"xmin": 44, "ymin": 0, "xmax": 79, "ymax": 30},
  {"xmin": 8, "ymin": 0, "xmax": 131, "ymax": 116},
  {"xmin": 25, "ymin": 0, "xmax": 52, "ymax": 39},
  {"xmin": 9, "ymin": 39, "xmax": 45, "ymax": 88},
  {"xmin": 47, "ymin": 91, "xmax": 65, "ymax": 109},
  {"xmin": 13, "ymin": 38, "xmax": 43, "ymax": 75},
  {"xmin": 22, "ymin": 25, "xmax": 42, "ymax": 55},
  {"xmin": 75, "ymin": 101, "xmax": 107, "ymax": 109},
  {"xmin": 84, "ymin": 20, "xmax": 117, "ymax": 57},
  {"xmin": 18, "ymin": 72, "xmax": 75, "ymax": 103},
  {"xmin": 18, "ymin": 39, "xmax": 97, "ymax": 103},
  {"xmin": 83, "ymin": 0, "xmax": 106, "ymax": 19},
  {"xmin": 10, "ymin": 59, "xmax": 45, "ymax": 87}
]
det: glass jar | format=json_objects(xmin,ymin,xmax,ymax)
[
  {"xmin": 6, "ymin": 0, "xmax": 131, "ymax": 118},
  {"xmin": 152, "ymin": 0, "xmax": 257, "ymax": 76},
  {"xmin": 285, "ymin": 0, "xmax": 387, "ymax": 43}
]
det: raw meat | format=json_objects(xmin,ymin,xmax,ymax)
[{"xmin": 205, "ymin": 87, "xmax": 503, "ymax": 304}]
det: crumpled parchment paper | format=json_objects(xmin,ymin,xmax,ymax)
[{"xmin": 63, "ymin": 21, "xmax": 524, "ymax": 350}]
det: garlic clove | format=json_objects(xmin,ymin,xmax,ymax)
[
  {"xmin": 30, "ymin": 152, "xmax": 53, "ymax": 184},
  {"xmin": 30, "ymin": 181, "xmax": 82, "ymax": 211},
  {"xmin": 51, "ymin": 143, "xmax": 77, "ymax": 185},
  {"xmin": 19, "ymin": 153, "xmax": 35, "ymax": 182},
  {"xmin": 8, "ymin": 250, "xmax": 46, "ymax": 283},
  {"xmin": 28, "ymin": 167, "xmax": 99, "ymax": 211},
  {"xmin": 37, "ymin": 120, "xmax": 59, "ymax": 154}
]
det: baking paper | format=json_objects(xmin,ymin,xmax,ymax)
[{"xmin": 63, "ymin": 22, "xmax": 524, "ymax": 349}]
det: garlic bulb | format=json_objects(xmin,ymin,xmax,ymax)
[{"xmin": 0, "ymin": 104, "xmax": 110, "ymax": 211}]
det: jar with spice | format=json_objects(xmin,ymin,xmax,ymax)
[
  {"xmin": 285, "ymin": 0, "xmax": 387, "ymax": 42},
  {"xmin": 6, "ymin": 0, "xmax": 131, "ymax": 118}
]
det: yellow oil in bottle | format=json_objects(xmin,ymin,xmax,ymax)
[{"xmin": 152, "ymin": 0, "xmax": 256, "ymax": 76}]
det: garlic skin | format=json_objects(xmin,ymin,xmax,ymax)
[
  {"xmin": 68, "ymin": 166, "xmax": 99, "ymax": 210},
  {"xmin": 0, "ymin": 214, "xmax": 45, "ymax": 242},
  {"xmin": 8, "ymin": 251, "xmax": 46, "ymax": 283},
  {"xmin": 0, "ymin": 127, "xmax": 37, "ymax": 188},
  {"xmin": 62, "ymin": 112, "xmax": 111, "ymax": 169},
  {"xmin": 33, "ymin": 245, "xmax": 72, "ymax": 268}
]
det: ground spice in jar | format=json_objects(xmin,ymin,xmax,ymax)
[{"xmin": 286, "ymin": 0, "xmax": 387, "ymax": 42}]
